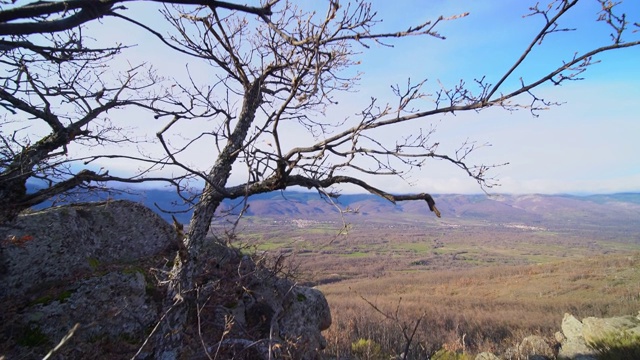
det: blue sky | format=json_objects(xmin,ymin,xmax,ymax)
[
  {"xmin": 78, "ymin": 1, "xmax": 640, "ymax": 194},
  {"xmin": 305, "ymin": 0, "xmax": 640, "ymax": 194}
]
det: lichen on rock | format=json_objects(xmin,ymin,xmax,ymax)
[{"xmin": 0, "ymin": 200, "xmax": 331, "ymax": 359}]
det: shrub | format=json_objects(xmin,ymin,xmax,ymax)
[
  {"xmin": 351, "ymin": 338, "xmax": 386, "ymax": 360},
  {"xmin": 430, "ymin": 349, "xmax": 473, "ymax": 360},
  {"xmin": 589, "ymin": 331, "xmax": 640, "ymax": 360}
]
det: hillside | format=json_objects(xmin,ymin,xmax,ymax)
[
  {"xmin": 33, "ymin": 187, "xmax": 640, "ymax": 234},
  {"xmin": 221, "ymin": 192, "xmax": 640, "ymax": 232},
  {"xmin": 223, "ymin": 192, "xmax": 640, "ymax": 358}
]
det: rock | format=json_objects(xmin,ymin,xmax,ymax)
[
  {"xmin": 1, "ymin": 200, "xmax": 332, "ymax": 360},
  {"xmin": 11, "ymin": 271, "xmax": 157, "ymax": 357},
  {"xmin": 0, "ymin": 201, "xmax": 175, "ymax": 359},
  {"xmin": 0, "ymin": 200, "xmax": 175, "ymax": 299},
  {"xmin": 517, "ymin": 335, "xmax": 554, "ymax": 359},
  {"xmin": 557, "ymin": 313, "xmax": 595, "ymax": 359},
  {"xmin": 562, "ymin": 313, "xmax": 584, "ymax": 340},
  {"xmin": 557, "ymin": 339, "xmax": 597, "ymax": 360},
  {"xmin": 279, "ymin": 285, "xmax": 332, "ymax": 358},
  {"xmin": 556, "ymin": 313, "xmax": 640, "ymax": 360},
  {"xmin": 502, "ymin": 346, "xmax": 519, "ymax": 359},
  {"xmin": 219, "ymin": 261, "xmax": 332, "ymax": 360},
  {"xmin": 582, "ymin": 315, "xmax": 640, "ymax": 343}
]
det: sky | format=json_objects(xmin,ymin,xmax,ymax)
[
  {"xmin": 333, "ymin": 0, "xmax": 640, "ymax": 195},
  {"xmin": 21, "ymin": 0, "xmax": 640, "ymax": 195}
]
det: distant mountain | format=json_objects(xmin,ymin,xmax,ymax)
[
  {"xmin": 219, "ymin": 192, "xmax": 640, "ymax": 235},
  {"xmin": 28, "ymin": 186, "xmax": 640, "ymax": 232}
]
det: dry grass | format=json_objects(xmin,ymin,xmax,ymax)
[
  {"xmin": 228, "ymin": 215, "xmax": 640, "ymax": 359},
  {"xmin": 320, "ymin": 253, "xmax": 640, "ymax": 358}
]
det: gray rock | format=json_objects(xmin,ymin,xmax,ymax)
[
  {"xmin": 557, "ymin": 313, "xmax": 596, "ymax": 359},
  {"xmin": 20, "ymin": 271, "xmax": 156, "ymax": 352},
  {"xmin": 561, "ymin": 313, "xmax": 584, "ymax": 340},
  {"xmin": 556, "ymin": 313, "xmax": 640, "ymax": 360},
  {"xmin": 0, "ymin": 201, "xmax": 174, "ymax": 359},
  {"xmin": 517, "ymin": 335, "xmax": 554, "ymax": 359},
  {"xmin": 279, "ymin": 285, "xmax": 332, "ymax": 358},
  {"xmin": 225, "ymin": 265, "xmax": 332, "ymax": 360},
  {"xmin": 502, "ymin": 346, "xmax": 518, "ymax": 360},
  {"xmin": 557, "ymin": 338, "xmax": 597, "ymax": 360},
  {"xmin": 558, "ymin": 340, "xmax": 597, "ymax": 360},
  {"xmin": 582, "ymin": 315, "xmax": 640, "ymax": 343},
  {"xmin": 1, "ymin": 200, "xmax": 332, "ymax": 360},
  {"xmin": 1, "ymin": 200, "xmax": 175, "ymax": 299}
]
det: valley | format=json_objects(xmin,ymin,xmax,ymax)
[{"xmin": 210, "ymin": 192, "xmax": 640, "ymax": 357}]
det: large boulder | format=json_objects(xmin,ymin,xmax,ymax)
[
  {"xmin": 557, "ymin": 313, "xmax": 595, "ymax": 360},
  {"xmin": 474, "ymin": 312, "xmax": 640, "ymax": 360},
  {"xmin": 264, "ymin": 279, "xmax": 332, "ymax": 358},
  {"xmin": 557, "ymin": 312, "xmax": 640, "ymax": 360},
  {"xmin": 0, "ymin": 200, "xmax": 331, "ymax": 360},
  {"xmin": 517, "ymin": 335, "xmax": 555, "ymax": 359},
  {"xmin": 0, "ymin": 200, "xmax": 176, "ymax": 299},
  {"xmin": 0, "ymin": 201, "xmax": 175, "ymax": 359},
  {"xmin": 582, "ymin": 314, "xmax": 640, "ymax": 343},
  {"xmin": 184, "ymin": 249, "xmax": 332, "ymax": 360}
]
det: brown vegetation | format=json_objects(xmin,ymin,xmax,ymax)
[
  {"xmin": 231, "ymin": 213, "xmax": 640, "ymax": 359},
  {"xmin": 321, "ymin": 254, "xmax": 640, "ymax": 358}
]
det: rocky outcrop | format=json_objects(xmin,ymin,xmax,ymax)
[
  {"xmin": 554, "ymin": 313, "xmax": 595, "ymax": 360},
  {"xmin": 0, "ymin": 200, "xmax": 331, "ymax": 359},
  {"xmin": 0, "ymin": 200, "xmax": 176, "ymax": 299},
  {"xmin": 474, "ymin": 312, "xmax": 640, "ymax": 360},
  {"xmin": 556, "ymin": 313, "xmax": 640, "ymax": 360}
]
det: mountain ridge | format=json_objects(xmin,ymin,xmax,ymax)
[{"xmin": 29, "ymin": 187, "xmax": 640, "ymax": 232}]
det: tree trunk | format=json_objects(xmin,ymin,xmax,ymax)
[
  {"xmin": 152, "ymin": 79, "xmax": 263, "ymax": 358},
  {"xmin": 0, "ymin": 124, "xmax": 86, "ymax": 225}
]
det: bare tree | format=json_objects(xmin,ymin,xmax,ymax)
[
  {"xmin": 1, "ymin": 0, "xmax": 639, "ymax": 358},
  {"xmin": 0, "ymin": 0, "xmax": 274, "ymax": 223},
  {"xmin": 144, "ymin": 0, "xmax": 639, "ymax": 357},
  {"xmin": 0, "ymin": 33, "xmax": 164, "ymax": 223}
]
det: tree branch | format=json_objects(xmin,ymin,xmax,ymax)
[
  {"xmin": 0, "ymin": 0, "xmax": 273, "ymax": 36},
  {"xmin": 224, "ymin": 174, "xmax": 442, "ymax": 217}
]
